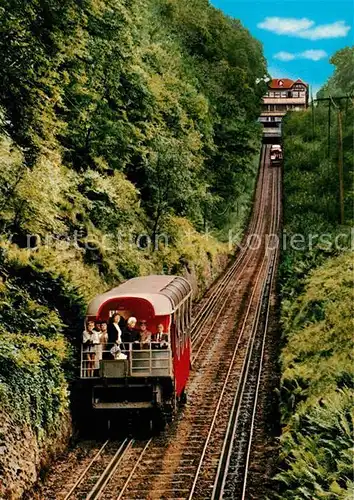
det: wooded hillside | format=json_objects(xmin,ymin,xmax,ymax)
[
  {"xmin": 0, "ymin": 1, "xmax": 267, "ymax": 496},
  {"xmin": 277, "ymin": 46, "xmax": 354, "ymax": 499}
]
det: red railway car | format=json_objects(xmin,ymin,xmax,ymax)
[
  {"xmin": 270, "ymin": 144, "xmax": 283, "ymax": 166},
  {"xmin": 80, "ymin": 275, "xmax": 192, "ymax": 430}
]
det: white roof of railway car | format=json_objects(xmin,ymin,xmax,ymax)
[{"xmin": 86, "ymin": 275, "xmax": 192, "ymax": 317}]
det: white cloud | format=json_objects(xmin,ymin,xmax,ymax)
[
  {"xmin": 274, "ymin": 51, "xmax": 296, "ymax": 61},
  {"xmin": 258, "ymin": 17, "xmax": 351, "ymax": 40},
  {"xmin": 300, "ymin": 50, "xmax": 328, "ymax": 61},
  {"xmin": 273, "ymin": 49, "xmax": 328, "ymax": 62},
  {"xmin": 258, "ymin": 17, "xmax": 314, "ymax": 35},
  {"xmin": 297, "ymin": 21, "xmax": 351, "ymax": 40}
]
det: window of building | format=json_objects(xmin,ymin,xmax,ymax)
[
  {"xmin": 281, "ymin": 92, "xmax": 287, "ymax": 97},
  {"xmin": 300, "ymin": 91, "xmax": 305, "ymax": 97},
  {"xmin": 269, "ymin": 92, "xmax": 274, "ymax": 97},
  {"xmin": 292, "ymin": 91, "xmax": 299, "ymax": 98},
  {"xmin": 274, "ymin": 92, "xmax": 280, "ymax": 97}
]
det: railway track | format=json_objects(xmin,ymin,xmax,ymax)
[
  {"xmin": 41, "ymin": 145, "xmax": 281, "ymax": 500},
  {"xmin": 185, "ymin": 152, "xmax": 281, "ymax": 499},
  {"xmin": 191, "ymin": 147, "xmax": 269, "ymax": 363},
  {"xmin": 59, "ymin": 438, "xmax": 151, "ymax": 500},
  {"xmin": 211, "ymin": 153, "xmax": 281, "ymax": 500},
  {"xmin": 212, "ymin": 251, "xmax": 279, "ymax": 499},
  {"xmin": 62, "ymin": 439, "xmax": 131, "ymax": 500},
  {"xmin": 190, "ymin": 146, "xmax": 267, "ymax": 347}
]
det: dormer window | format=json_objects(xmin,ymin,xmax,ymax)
[{"xmin": 278, "ymin": 80, "xmax": 284, "ymax": 87}]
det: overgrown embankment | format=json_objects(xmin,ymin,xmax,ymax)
[
  {"xmin": 0, "ymin": 0, "xmax": 266, "ymax": 497},
  {"xmin": 277, "ymin": 47, "xmax": 354, "ymax": 499}
]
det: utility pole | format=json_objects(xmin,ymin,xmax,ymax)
[
  {"xmin": 337, "ymin": 109, "xmax": 345, "ymax": 224},
  {"xmin": 314, "ymin": 95, "xmax": 353, "ymax": 224},
  {"xmin": 327, "ymin": 100, "xmax": 331, "ymax": 159},
  {"xmin": 311, "ymin": 90, "xmax": 315, "ymax": 139}
]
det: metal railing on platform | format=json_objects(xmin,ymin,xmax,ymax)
[{"xmin": 80, "ymin": 342, "xmax": 172, "ymax": 379}]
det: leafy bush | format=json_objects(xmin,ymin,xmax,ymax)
[
  {"xmin": 0, "ymin": 333, "xmax": 68, "ymax": 439},
  {"xmin": 277, "ymin": 389, "xmax": 353, "ymax": 499},
  {"xmin": 277, "ymin": 253, "xmax": 354, "ymax": 498}
]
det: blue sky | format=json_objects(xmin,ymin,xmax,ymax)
[{"xmin": 211, "ymin": 0, "xmax": 353, "ymax": 95}]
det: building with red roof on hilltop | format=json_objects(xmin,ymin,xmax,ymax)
[{"xmin": 259, "ymin": 78, "xmax": 309, "ymax": 141}]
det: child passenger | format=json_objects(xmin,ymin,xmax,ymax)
[
  {"xmin": 82, "ymin": 321, "xmax": 100, "ymax": 376},
  {"xmin": 99, "ymin": 321, "xmax": 109, "ymax": 359}
]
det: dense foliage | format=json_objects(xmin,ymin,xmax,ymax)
[
  {"xmin": 318, "ymin": 46, "xmax": 354, "ymax": 97},
  {"xmin": 278, "ymin": 253, "xmax": 354, "ymax": 498},
  {"xmin": 280, "ymin": 53, "xmax": 353, "ymax": 302},
  {"xmin": 0, "ymin": 0, "xmax": 266, "ymax": 454},
  {"xmin": 277, "ymin": 47, "xmax": 354, "ymax": 498},
  {"xmin": 0, "ymin": 0, "xmax": 266, "ymax": 234}
]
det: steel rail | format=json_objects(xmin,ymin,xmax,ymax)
[
  {"xmin": 85, "ymin": 439, "xmax": 133, "ymax": 500},
  {"xmin": 191, "ymin": 147, "xmax": 269, "ymax": 358},
  {"xmin": 211, "ymin": 162, "xmax": 281, "ymax": 499},
  {"xmin": 191, "ymin": 227, "xmax": 266, "ymax": 365},
  {"xmin": 189, "ymin": 145, "xmax": 267, "ymax": 343},
  {"xmin": 187, "ymin": 250, "xmax": 271, "ymax": 500},
  {"xmin": 212, "ymin": 253, "xmax": 276, "ymax": 500},
  {"xmin": 240, "ymin": 234, "xmax": 279, "ymax": 499},
  {"xmin": 115, "ymin": 439, "xmax": 152, "ymax": 500},
  {"xmin": 188, "ymin": 147, "xmax": 278, "ymax": 499},
  {"xmin": 62, "ymin": 439, "xmax": 133, "ymax": 500},
  {"xmin": 63, "ymin": 440, "xmax": 110, "ymax": 500}
]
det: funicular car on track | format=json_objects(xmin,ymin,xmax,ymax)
[
  {"xmin": 78, "ymin": 275, "xmax": 192, "ymax": 432},
  {"xmin": 270, "ymin": 144, "xmax": 283, "ymax": 166}
]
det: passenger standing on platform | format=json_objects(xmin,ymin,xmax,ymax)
[
  {"xmin": 122, "ymin": 317, "xmax": 140, "ymax": 349},
  {"xmin": 153, "ymin": 323, "xmax": 169, "ymax": 349},
  {"xmin": 108, "ymin": 313, "xmax": 122, "ymax": 346},
  {"xmin": 139, "ymin": 320, "xmax": 152, "ymax": 349},
  {"xmin": 82, "ymin": 321, "xmax": 100, "ymax": 376},
  {"xmin": 99, "ymin": 321, "xmax": 109, "ymax": 359}
]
